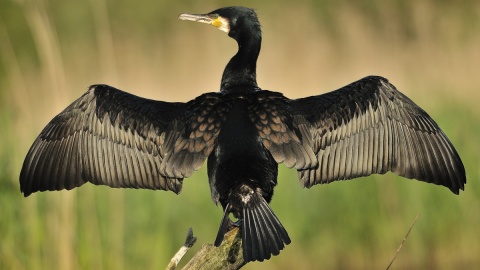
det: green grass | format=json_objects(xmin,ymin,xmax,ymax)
[{"xmin": 1, "ymin": 1, "xmax": 479, "ymax": 269}]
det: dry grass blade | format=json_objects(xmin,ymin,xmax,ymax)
[
  {"xmin": 166, "ymin": 228, "xmax": 198, "ymax": 270},
  {"xmin": 386, "ymin": 213, "xmax": 420, "ymax": 270}
]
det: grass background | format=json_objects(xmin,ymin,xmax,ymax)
[{"xmin": 1, "ymin": 0, "xmax": 479, "ymax": 269}]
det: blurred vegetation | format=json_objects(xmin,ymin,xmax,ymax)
[{"xmin": 1, "ymin": 0, "xmax": 479, "ymax": 269}]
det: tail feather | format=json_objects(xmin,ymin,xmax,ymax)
[
  {"xmin": 258, "ymin": 199, "xmax": 291, "ymax": 247},
  {"xmin": 257, "ymin": 200, "xmax": 285, "ymax": 254},
  {"xmin": 214, "ymin": 193, "xmax": 291, "ymax": 262},
  {"xmin": 250, "ymin": 206, "xmax": 267, "ymax": 260},
  {"xmin": 244, "ymin": 207, "xmax": 260, "ymax": 260},
  {"xmin": 242, "ymin": 195, "xmax": 291, "ymax": 262}
]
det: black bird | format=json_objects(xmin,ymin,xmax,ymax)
[{"xmin": 20, "ymin": 6, "xmax": 465, "ymax": 263}]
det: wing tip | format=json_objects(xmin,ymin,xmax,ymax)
[
  {"xmin": 88, "ymin": 84, "xmax": 111, "ymax": 90},
  {"xmin": 449, "ymin": 180, "xmax": 466, "ymax": 195},
  {"xmin": 21, "ymin": 189, "xmax": 32, "ymax": 197}
]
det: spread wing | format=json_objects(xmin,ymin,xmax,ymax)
[
  {"xmin": 20, "ymin": 85, "xmax": 222, "ymax": 196},
  {"xmin": 290, "ymin": 76, "xmax": 466, "ymax": 194}
]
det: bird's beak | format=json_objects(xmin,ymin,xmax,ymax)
[
  {"xmin": 178, "ymin": 13, "xmax": 230, "ymax": 33},
  {"xmin": 178, "ymin": 13, "xmax": 215, "ymax": 24}
]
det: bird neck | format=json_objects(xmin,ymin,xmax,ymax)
[{"xmin": 220, "ymin": 34, "xmax": 261, "ymax": 93}]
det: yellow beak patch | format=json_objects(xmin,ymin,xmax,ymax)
[{"xmin": 212, "ymin": 16, "xmax": 230, "ymax": 33}]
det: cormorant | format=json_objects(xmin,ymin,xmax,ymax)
[{"xmin": 20, "ymin": 6, "xmax": 466, "ymax": 263}]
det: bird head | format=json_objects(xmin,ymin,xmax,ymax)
[{"xmin": 179, "ymin": 6, "xmax": 261, "ymax": 41}]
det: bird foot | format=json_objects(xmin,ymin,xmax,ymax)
[{"xmin": 228, "ymin": 219, "xmax": 241, "ymax": 230}]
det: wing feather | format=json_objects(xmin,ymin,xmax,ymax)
[
  {"xmin": 291, "ymin": 76, "xmax": 465, "ymax": 193},
  {"xmin": 249, "ymin": 91, "xmax": 317, "ymax": 169},
  {"xmin": 20, "ymin": 85, "xmax": 221, "ymax": 196}
]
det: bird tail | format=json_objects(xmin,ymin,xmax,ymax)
[
  {"xmin": 214, "ymin": 193, "xmax": 291, "ymax": 262},
  {"xmin": 241, "ymin": 194, "xmax": 291, "ymax": 262}
]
